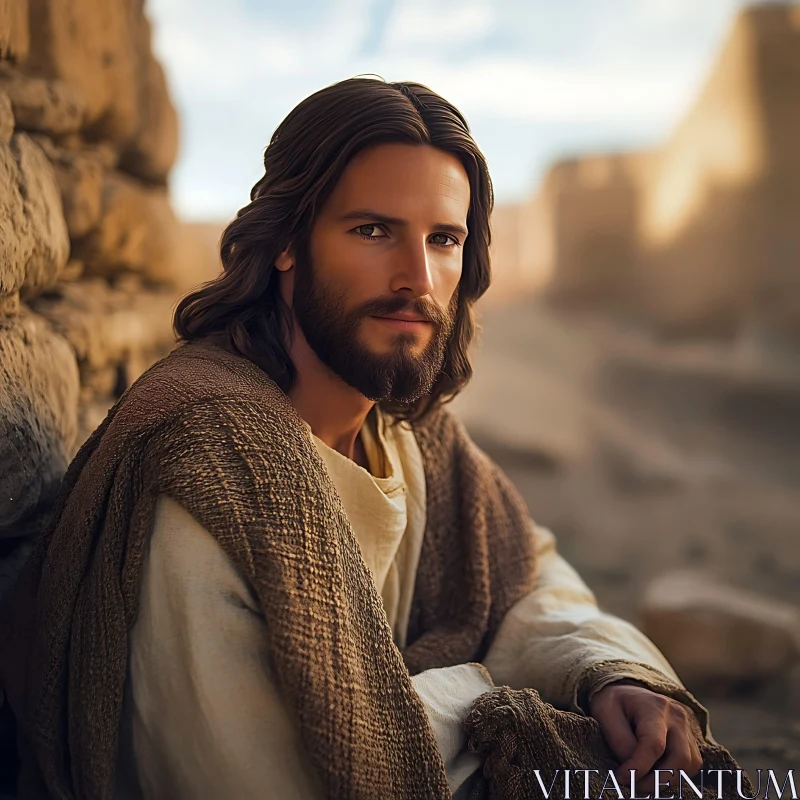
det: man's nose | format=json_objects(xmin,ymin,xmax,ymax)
[{"xmin": 389, "ymin": 238, "xmax": 434, "ymax": 297}]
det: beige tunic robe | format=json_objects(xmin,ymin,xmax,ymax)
[{"xmin": 115, "ymin": 409, "xmax": 709, "ymax": 799}]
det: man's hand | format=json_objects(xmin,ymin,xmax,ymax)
[{"xmin": 588, "ymin": 679, "xmax": 704, "ymax": 794}]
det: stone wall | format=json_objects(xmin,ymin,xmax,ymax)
[
  {"xmin": 502, "ymin": 5, "xmax": 800, "ymax": 347},
  {"xmin": 486, "ymin": 195, "xmax": 554, "ymax": 302},
  {"xmin": 0, "ymin": 0, "xmax": 217, "ymax": 596},
  {"xmin": 538, "ymin": 151, "xmax": 655, "ymax": 312}
]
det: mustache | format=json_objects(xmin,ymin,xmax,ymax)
[{"xmin": 353, "ymin": 296, "xmax": 451, "ymax": 326}]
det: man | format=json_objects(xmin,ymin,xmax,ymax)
[{"xmin": 3, "ymin": 78, "xmax": 712, "ymax": 799}]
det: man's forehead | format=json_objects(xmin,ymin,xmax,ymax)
[{"xmin": 325, "ymin": 144, "xmax": 470, "ymax": 218}]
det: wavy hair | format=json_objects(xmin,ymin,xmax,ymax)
[{"xmin": 173, "ymin": 76, "xmax": 494, "ymax": 420}]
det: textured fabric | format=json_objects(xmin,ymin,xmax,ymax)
[
  {"xmin": 130, "ymin": 494, "xmax": 494, "ymax": 799},
  {"xmin": 403, "ymin": 410, "xmax": 538, "ymax": 674},
  {"xmin": 115, "ymin": 430, "xmax": 714, "ymax": 798},
  {"xmin": 481, "ymin": 522, "xmax": 715, "ymax": 742},
  {"xmin": 411, "ymin": 664, "xmax": 495, "ymax": 795},
  {"xmin": 115, "ymin": 495, "xmax": 493, "ymax": 799},
  {"xmin": 463, "ymin": 687, "xmax": 752, "ymax": 800},
  {"xmin": 115, "ymin": 495, "xmax": 325, "ymax": 800},
  {"xmin": 115, "ymin": 409, "xmax": 421, "ymax": 799},
  {"xmin": 307, "ymin": 408, "xmax": 411, "ymax": 635},
  {"xmin": 0, "ymin": 340, "xmax": 537, "ymax": 799}
]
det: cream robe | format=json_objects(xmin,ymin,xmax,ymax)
[{"xmin": 115, "ymin": 409, "xmax": 710, "ymax": 799}]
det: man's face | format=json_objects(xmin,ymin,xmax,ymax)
[{"xmin": 287, "ymin": 143, "xmax": 471, "ymax": 403}]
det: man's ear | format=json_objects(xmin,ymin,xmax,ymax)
[{"xmin": 275, "ymin": 247, "xmax": 294, "ymax": 272}]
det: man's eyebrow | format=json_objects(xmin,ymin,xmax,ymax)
[{"xmin": 338, "ymin": 208, "xmax": 468, "ymax": 237}]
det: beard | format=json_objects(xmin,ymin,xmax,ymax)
[{"xmin": 290, "ymin": 248, "xmax": 456, "ymax": 404}]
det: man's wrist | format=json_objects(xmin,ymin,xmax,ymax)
[
  {"xmin": 585, "ymin": 676, "xmax": 648, "ymax": 713},
  {"xmin": 584, "ymin": 675, "xmax": 714, "ymax": 742},
  {"xmin": 580, "ymin": 665, "xmax": 712, "ymax": 743}
]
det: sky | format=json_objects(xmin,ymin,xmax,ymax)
[{"xmin": 146, "ymin": 0, "xmax": 781, "ymax": 222}]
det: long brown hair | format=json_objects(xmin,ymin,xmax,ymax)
[{"xmin": 173, "ymin": 76, "xmax": 494, "ymax": 421}]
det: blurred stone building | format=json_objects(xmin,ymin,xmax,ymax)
[
  {"xmin": 465, "ymin": 6, "xmax": 800, "ymax": 766},
  {"xmin": 489, "ymin": 4, "xmax": 800, "ymax": 354}
]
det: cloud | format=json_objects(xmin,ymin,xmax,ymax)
[
  {"xmin": 379, "ymin": 0, "xmax": 496, "ymax": 53},
  {"xmin": 148, "ymin": 0, "xmax": 376, "ymax": 89},
  {"xmin": 345, "ymin": 55, "xmax": 698, "ymax": 125}
]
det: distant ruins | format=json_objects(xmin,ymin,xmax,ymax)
[{"xmin": 488, "ymin": 4, "xmax": 800, "ymax": 349}]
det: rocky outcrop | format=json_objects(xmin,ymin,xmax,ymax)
[
  {"xmin": 0, "ymin": 309, "xmax": 79, "ymax": 540},
  {"xmin": 0, "ymin": 71, "xmax": 85, "ymax": 135},
  {"xmin": 0, "ymin": 90, "xmax": 13, "ymax": 142},
  {"xmin": 30, "ymin": 277, "xmax": 178, "ymax": 442},
  {"xmin": 0, "ymin": 132, "xmax": 70, "ymax": 294},
  {"xmin": 0, "ymin": 0, "xmax": 196, "ymax": 606},
  {"xmin": 641, "ymin": 569, "xmax": 800, "ymax": 686},
  {"xmin": 0, "ymin": 0, "xmax": 29, "ymax": 63},
  {"xmin": 0, "ymin": 3, "xmax": 216, "ymax": 789},
  {"xmin": 24, "ymin": 0, "xmax": 178, "ymax": 183}
]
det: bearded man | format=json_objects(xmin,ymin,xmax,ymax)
[{"xmin": 1, "ymin": 78, "xmax": 718, "ymax": 800}]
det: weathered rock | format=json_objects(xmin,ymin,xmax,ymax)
[
  {"xmin": 0, "ymin": 308, "xmax": 79, "ymax": 538},
  {"xmin": 28, "ymin": 134, "xmax": 105, "ymax": 238},
  {"xmin": 0, "ymin": 0, "xmax": 29, "ymax": 63},
  {"xmin": 0, "ymin": 291, "xmax": 18, "ymax": 316},
  {"xmin": 31, "ymin": 130, "xmax": 119, "ymax": 170},
  {"xmin": 0, "ymin": 132, "xmax": 70, "ymax": 294},
  {"xmin": 640, "ymin": 569, "xmax": 800, "ymax": 686},
  {"xmin": 0, "ymin": 90, "xmax": 12, "ymax": 143},
  {"xmin": 119, "ymin": 14, "xmax": 178, "ymax": 184},
  {"xmin": 51, "ymin": 144, "xmax": 104, "ymax": 238},
  {"xmin": 78, "ymin": 365, "xmax": 119, "ymax": 403},
  {"xmin": 27, "ymin": 0, "xmax": 139, "ymax": 144},
  {"xmin": 30, "ymin": 276, "xmax": 176, "ymax": 375},
  {"xmin": 72, "ymin": 170, "xmax": 181, "ymax": 286},
  {"xmin": 0, "ymin": 72, "xmax": 85, "ymax": 135},
  {"xmin": 0, "ymin": 538, "xmax": 32, "ymax": 605},
  {"xmin": 59, "ymin": 259, "xmax": 83, "ymax": 281},
  {"xmin": 31, "ymin": 277, "xmax": 177, "ymax": 453}
]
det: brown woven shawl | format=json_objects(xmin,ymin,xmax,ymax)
[{"xmin": 1, "ymin": 341, "xmax": 539, "ymax": 799}]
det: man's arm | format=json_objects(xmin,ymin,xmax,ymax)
[
  {"xmin": 118, "ymin": 494, "xmax": 326, "ymax": 799},
  {"xmin": 121, "ymin": 494, "xmax": 489, "ymax": 799},
  {"xmin": 480, "ymin": 520, "xmax": 714, "ymax": 742}
]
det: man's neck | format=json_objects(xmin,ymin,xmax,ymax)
[{"xmin": 287, "ymin": 325, "xmax": 374, "ymax": 465}]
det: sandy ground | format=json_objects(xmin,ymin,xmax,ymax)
[{"xmin": 452, "ymin": 299, "xmax": 800, "ymax": 777}]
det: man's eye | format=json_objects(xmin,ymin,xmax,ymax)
[
  {"xmin": 354, "ymin": 225, "xmax": 459, "ymax": 247},
  {"xmin": 430, "ymin": 233, "xmax": 459, "ymax": 248},
  {"xmin": 355, "ymin": 224, "xmax": 384, "ymax": 239}
]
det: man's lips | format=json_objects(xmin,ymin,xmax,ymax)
[{"xmin": 369, "ymin": 315, "xmax": 434, "ymax": 332}]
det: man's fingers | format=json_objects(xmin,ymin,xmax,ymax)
[
  {"xmin": 591, "ymin": 684, "xmax": 706, "ymax": 795},
  {"xmin": 631, "ymin": 732, "xmax": 704, "ymax": 797},
  {"xmin": 652, "ymin": 714, "xmax": 705, "ymax": 780},
  {"xmin": 594, "ymin": 700, "xmax": 639, "ymax": 763},
  {"xmin": 614, "ymin": 714, "xmax": 668, "ymax": 787}
]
